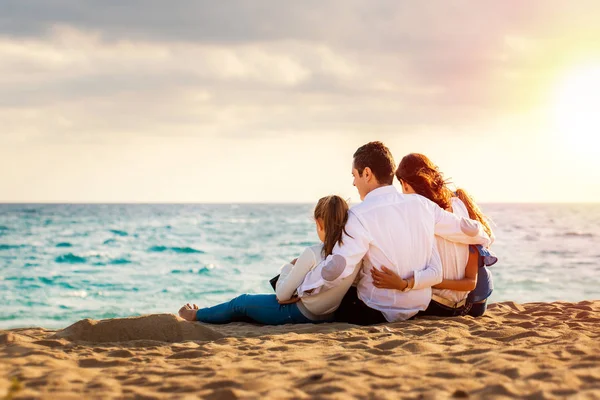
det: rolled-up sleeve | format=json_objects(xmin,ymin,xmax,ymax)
[
  {"xmin": 432, "ymin": 205, "xmax": 491, "ymax": 247},
  {"xmin": 412, "ymin": 241, "xmax": 443, "ymax": 290}
]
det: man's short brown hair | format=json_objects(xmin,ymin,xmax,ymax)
[{"xmin": 353, "ymin": 141, "xmax": 395, "ymax": 185}]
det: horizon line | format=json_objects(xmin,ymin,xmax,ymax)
[{"xmin": 1, "ymin": 201, "xmax": 599, "ymax": 205}]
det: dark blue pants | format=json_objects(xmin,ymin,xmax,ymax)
[{"xmin": 419, "ymin": 300, "xmax": 467, "ymax": 317}]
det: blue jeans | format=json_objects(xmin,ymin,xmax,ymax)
[
  {"xmin": 466, "ymin": 298, "xmax": 488, "ymax": 317},
  {"xmin": 195, "ymin": 294, "xmax": 327, "ymax": 325}
]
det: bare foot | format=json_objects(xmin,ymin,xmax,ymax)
[{"xmin": 178, "ymin": 303, "xmax": 199, "ymax": 321}]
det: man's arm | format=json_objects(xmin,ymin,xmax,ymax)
[
  {"xmin": 431, "ymin": 203, "xmax": 491, "ymax": 247},
  {"xmin": 297, "ymin": 211, "xmax": 371, "ymax": 296},
  {"xmin": 371, "ymin": 242, "xmax": 443, "ymax": 291},
  {"xmin": 411, "ymin": 239, "xmax": 443, "ymax": 290}
]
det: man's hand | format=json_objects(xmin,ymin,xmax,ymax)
[
  {"xmin": 371, "ymin": 266, "xmax": 407, "ymax": 291},
  {"xmin": 277, "ymin": 296, "xmax": 301, "ymax": 305}
]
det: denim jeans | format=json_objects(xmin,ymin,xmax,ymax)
[
  {"xmin": 467, "ymin": 300, "xmax": 487, "ymax": 317},
  {"xmin": 195, "ymin": 294, "xmax": 326, "ymax": 325}
]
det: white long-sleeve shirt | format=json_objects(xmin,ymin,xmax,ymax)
[
  {"xmin": 297, "ymin": 185, "xmax": 491, "ymax": 322},
  {"xmin": 433, "ymin": 197, "xmax": 471, "ymax": 304},
  {"xmin": 276, "ymin": 244, "xmax": 360, "ymax": 319}
]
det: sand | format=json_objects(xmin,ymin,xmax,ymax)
[{"xmin": 1, "ymin": 301, "xmax": 599, "ymax": 399}]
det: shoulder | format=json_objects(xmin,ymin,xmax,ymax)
[
  {"xmin": 451, "ymin": 197, "xmax": 469, "ymax": 217},
  {"xmin": 304, "ymin": 245, "xmax": 322, "ymax": 262},
  {"xmin": 308, "ymin": 244, "xmax": 323, "ymax": 256},
  {"xmin": 351, "ymin": 191, "xmax": 435, "ymax": 219},
  {"xmin": 351, "ymin": 186, "xmax": 416, "ymax": 214},
  {"xmin": 410, "ymin": 193, "xmax": 433, "ymax": 206},
  {"xmin": 406, "ymin": 192, "xmax": 439, "ymax": 214}
]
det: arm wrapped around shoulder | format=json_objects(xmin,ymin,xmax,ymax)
[{"xmin": 434, "ymin": 207, "xmax": 491, "ymax": 247}]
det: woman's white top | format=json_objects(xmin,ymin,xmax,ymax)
[
  {"xmin": 433, "ymin": 197, "xmax": 470, "ymax": 304},
  {"xmin": 276, "ymin": 244, "xmax": 359, "ymax": 319}
]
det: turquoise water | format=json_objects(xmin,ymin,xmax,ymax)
[{"xmin": 1, "ymin": 203, "xmax": 599, "ymax": 329}]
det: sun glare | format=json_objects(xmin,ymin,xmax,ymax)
[{"xmin": 551, "ymin": 65, "xmax": 600, "ymax": 153}]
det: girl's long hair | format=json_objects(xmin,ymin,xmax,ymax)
[
  {"xmin": 396, "ymin": 153, "xmax": 492, "ymax": 238},
  {"xmin": 314, "ymin": 195, "xmax": 350, "ymax": 257}
]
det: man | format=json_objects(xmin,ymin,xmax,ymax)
[{"xmin": 297, "ymin": 141, "xmax": 491, "ymax": 324}]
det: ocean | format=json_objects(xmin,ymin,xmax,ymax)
[{"xmin": 1, "ymin": 203, "xmax": 599, "ymax": 329}]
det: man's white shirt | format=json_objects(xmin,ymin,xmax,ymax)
[{"xmin": 297, "ymin": 185, "xmax": 491, "ymax": 322}]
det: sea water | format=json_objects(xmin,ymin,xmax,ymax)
[{"xmin": 1, "ymin": 203, "xmax": 599, "ymax": 329}]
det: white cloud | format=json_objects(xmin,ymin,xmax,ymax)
[{"xmin": 2, "ymin": 1, "xmax": 600, "ymax": 202}]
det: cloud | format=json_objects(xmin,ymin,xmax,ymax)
[
  {"xmin": 1, "ymin": 0, "xmax": 600, "ymax": 144},
  {"xmin": 2, "ymin": 1, "xmax": 600, "ymax": 202},
  {"xmin": 0, "ymin": 25, "xmax": 442, "ymax": 141}
]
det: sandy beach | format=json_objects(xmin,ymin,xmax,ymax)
[{"xmin": 1, "ymin": 300, "xmax": 599, "ymax": 399}]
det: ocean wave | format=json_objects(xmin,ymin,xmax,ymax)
[
  {"xmin": 60, "ymin": 282, "xmax": 78, "ymax": 289},
  {"xmin": 280, "ymin": 241, "xmax": 317, "ymax": 247},
  {"xmin": 0, "ymin": 244, "xmax": 24, "ymax": 250},
  {"xmin": 148, "ymin": 246, "xmax": 205, "ymax": 254},
  {"xmin": 103, "ymin": 239, "xmax": 117, "ymax": 245},
  {"xmin": 504, "ymin": 276, "xmax": 551, "ymax": 285},
  {"xmin": 196, "ymin": 289, "xmax": 236, "ymax": 296},
  {"xmin": 574, "ymin": 261, "xmax": 595, "ymax": 266},
  {"xmin": 170, "ymin": 267, "xmax": 212, "ymax": 275},
  {"xmin": 56, "ymin": 242, "xmax": 73, "ymax": 248},
  {"xmin": 55, "ymin": 253, "xmax": 87, "ymax": 264},
  {"xmin": 38, "ymin": 277, "xmax": 55, "ymax": 285},
  {"xmin": 4, "ymin": 276, "xmax": 36, "ymax": 282},
  {"xmin": 109, "ymin": 258, "xmax": 132, "ymax": 265},
  {"xmin": 0, "ymin": 225, "xmax": 8, "ymax": 230},
  {"xmin": 109, "ymin": 229, "xmax": 129, "ymax": 237},
  {"xmin": 244, "ymin": 253, "xmax": 263, "ymax": 261},
  {"xmin": 37, "ymin": 277, "xmax": 78, "ymax": 290},
  {"xmin": 540, "ymin": 249, "xmax": 576, "ymax": 256},
  {"xmin": 560, "ymin": 232, "xmax": 595, "ymax": 238}
]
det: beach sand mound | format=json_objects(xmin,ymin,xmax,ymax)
[
  {"xmin": 1, "ymin": 301, "xmax": 600, "ymax": 399},
  {"xmin": 52, "ymin": 313, "xmax": 224, "ymax": 343}
]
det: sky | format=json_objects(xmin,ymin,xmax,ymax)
[{"xmin": 1, "ymin": 1, "xmax": 600, "ymax": 203}]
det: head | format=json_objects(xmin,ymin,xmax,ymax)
[
  {"xmin": 395, "ymin": 153, "xmax": 453, "ymax": 210},
  {"xmin": 396, "ymin": 153, "xmax": 493, "ymax": 238},
  {"xmin": 313, "ymin": 195, "xmax": 350, "ymax": 257},
  {"xmin": 352, "ymin": 141, "xmax": 395, "ymax": 200}
]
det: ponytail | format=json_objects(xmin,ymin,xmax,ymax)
[
  {"xmin": 314, "ymin": 195, "xmax": 351, "ymax": 257},
  {"xmin": 455, "ymin": 188, "xmax": 493, "ymax": 239}
]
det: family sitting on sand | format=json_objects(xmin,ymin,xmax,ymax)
[{"xmin": 179, "ymin": 141, "xmax": 497, "ymax": 326}]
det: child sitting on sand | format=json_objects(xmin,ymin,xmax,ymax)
[{"xmin": 179, "ymin": 195, "xmax": 359, "ymax": 325}]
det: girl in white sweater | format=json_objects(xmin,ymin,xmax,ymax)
[{"xmin": 178, "ymin": 195, "xmax": 358, "ymax": 324}]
